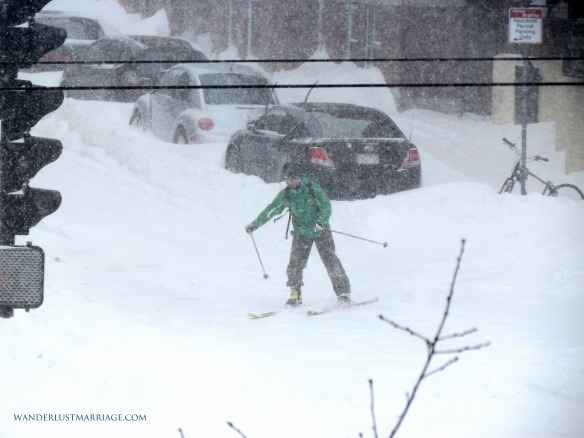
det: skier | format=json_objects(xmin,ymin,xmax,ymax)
[{"xmin": 245, "ymin": 164, "xmax": 351, "ymax": 307}]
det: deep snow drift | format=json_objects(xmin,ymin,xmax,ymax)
[{"xmin": 1, "ymin": 2, "xmax": 583, "ymax": 438}]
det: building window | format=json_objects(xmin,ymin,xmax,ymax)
[
  {"xmin": 247, "ymin": 0, "xmax": 261, "ymax": 58},
  {"xmin": 228, "ymin": 0, "xmax": 241, "ymax": 48},
  {"xmin": 366, "ymin": 5, "xmax": 381, "ymax": 66},
  {"xmin": 347, "ymin": 2, "xmax": 359, "ymax": 59}
]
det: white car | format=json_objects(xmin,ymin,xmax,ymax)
[{"xmin": 129, "ymin": 63, "xmax": 278, "ymax": 144}]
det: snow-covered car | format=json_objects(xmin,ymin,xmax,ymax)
[
  {"xmin": 224, "ymin": 103, "xmax": 422, "ymax": 199},
  {"xmin": 61, "ymin": 35, "xmax": 207, "ymax": 102},
  {"xmin": 129, "ymin": 63, "xmax": 278, "ymax": 143},
  {"xmin": 31, "ymin": 10, "xmax": 116, "ymax": 71}
]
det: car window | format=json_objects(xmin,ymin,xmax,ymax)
[
  {"xmin": 308, "ymin": 109, "xmax": 404, "ymax": 139},
  {"xmin": 255, "ymin": 109, "xmax": 299, "ymax": 135},
  {"xmin": 114, "ymin": 42, "xmax": 134, "ymax": 62},
  {"xmin": 175, "ymin": 73, "xmax": 191, "ymax": 102},
  {"xmin": 35, "ymin": 16, "xmax": 103, "ymax": 40},
  {"xmin": 159, "ymin": 69, "xmax": 191, "ymax": 101},
  {"xmin": 199, "ymin": 73, "xmax": 274, "ymax": 105},
  {"xmin": 85, "ymin": 40, "xmax": 108, "ymax": 62},
  {"xmin": 84, "ymin": 40, "xmax": 131, "ymax": 63},
  {"xmin": 159, "ymin": 69, "xmax": 180, "ymax": 97}
]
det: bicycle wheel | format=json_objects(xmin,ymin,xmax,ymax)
[
  {"xmin": 544, "ymin": 183, "xmax": 584, "ymax": 201},
  {"xmin": 499, "ymin": 178, "xmax": 516, "ymax": 194}
]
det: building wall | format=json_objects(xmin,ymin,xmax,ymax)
[
  {"xmin": 492, "ymin": 56, "xmax": 584, "ymax": 173},
  {"xmin": 117, "ymin": 1, "xmax": 582, "ymax": 172},
  {"xmin": 118, "ymin": 1, "xmax": 500, "ymax": 116}
]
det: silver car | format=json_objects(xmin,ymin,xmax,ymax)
[{"xmin": 130, "ymin": 63, "xmax": 278, "ymax": 144}]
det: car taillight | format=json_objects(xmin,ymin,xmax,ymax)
[
  {"xmin": 198, "ymin": 117, "xmax": 214, "ymax": 131},
  {"xmin": 40, "ymin": 52, "xmax": 71, "ymax": 63},
  {"xmin": 401, "ymin": 148, "xmax": 420, "ymax": 169},
  {"xmin": 308, "ymin": 146, "xmax": 335, "ymax": 168}
]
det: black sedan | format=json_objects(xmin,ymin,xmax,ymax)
[
  {"xmin": 60, "ymin": 35, "xmax": 207, "ymax": 102},
  {"xmin": 225, "ymin": 103, "xmax": 422, "ymax": 199}
]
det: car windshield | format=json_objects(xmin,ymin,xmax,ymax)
[
  {"xmin": 141, "ymin": 47, "xmax": 196, "ymax": 62},
  {"xmin": 199, "ymin": 73, "xmax": 274, "ymax": 105},
  {"xmin": 35, "ymin": 17, "xmax": 99, "ymax": 40},
  {"xmin": 308, "ymin": 109, "xmax": 404, "ymax": 139}
]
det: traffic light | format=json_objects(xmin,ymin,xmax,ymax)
[
  {"xmin": 0, "ymin": 1, "xmax": 67, "ymax": 317},
  {"xmin": 1, "ymin": 136, "xmax": 62, "ymax": 238}
]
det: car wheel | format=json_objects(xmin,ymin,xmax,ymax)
[
  {"xmin": 225, "ymin": 146, "xmax": 242, "ymax": 173},
  {"xmin": 129, "ymin": 109, "xmax": 146, "ymax": 130},
  {"xmin": 173, "ymin": 126, "xmax": 189, "ymax": 144}
]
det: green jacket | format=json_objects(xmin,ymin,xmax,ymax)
[{"xmin": 250, "ymin": 178, "xmax": 332, "ymax": 238}]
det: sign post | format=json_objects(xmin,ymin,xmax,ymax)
[{"xmin": 508, "ymin": 7, "xmax": 543, "ymax": 195}]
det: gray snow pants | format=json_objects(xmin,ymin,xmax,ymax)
[{"xmin": 286, "ymin": 230, "xmax": 351, "ymax": 297}]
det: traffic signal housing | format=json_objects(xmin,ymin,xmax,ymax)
[
  {"xmin": 0, "ymin": 137, "xmax": 63, "ymax": 240},
  {"xmin": 0, "ymin": 244, "xmax": 45, "ymax": 315},
  {"xmin": 1, "ymin": 2, "xmax": 67, "ymax": 317}
]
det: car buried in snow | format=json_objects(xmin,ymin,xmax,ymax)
[
  {"xmin": 29, "ymin": 10, "xmax": 116, "ymax": 71},
  {"xmin": 60, "ymin": 35, "xmax": 207, "ymax": 102},
  {"xmin": 224, "ymin": 102, "xmax": 422, "ymax": 200},
  {"xmin": 129, "ymin": 63, "xmax": 278, "ymax": 143}
]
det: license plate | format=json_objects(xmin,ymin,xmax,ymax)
[{"xmin": 357, "ymin": 153, "xmax": 379, "ymax": 165}]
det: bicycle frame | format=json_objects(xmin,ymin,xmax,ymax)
[
  {"xmin": 502, "ymin": 159, "xmax": 552, "ymax": 194},
  {"xmin": 499, "ymin": 138, "xmax": 583, "ymax": 200},
  {"xmin": 500, "ymin": 137, "xmax": 552, "ymax": 194}
]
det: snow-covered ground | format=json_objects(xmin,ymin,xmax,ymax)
[{"xmin": 1, "ymin": 2, "xmax": 583, "ymax": 438}]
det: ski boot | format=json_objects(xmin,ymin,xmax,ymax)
[
  {"xmin": 337, "ymin": 293, "xmax": 352, "ymax": 306},
  {"xmin": 285, "ymin": 288, "xmax": 302, "ymax": 307}
]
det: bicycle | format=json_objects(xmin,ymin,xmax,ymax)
[{"xmin": 499, "ymin": 137, "xmax": 584, "ymax": 201}]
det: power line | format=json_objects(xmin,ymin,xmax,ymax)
[
  {"xmin": 2, "ymin": 56, "xmax": 584, "ymax": 66},
  {"xmin": 1, "ymin": 82, "xmax": 583, "ymax": 92}
]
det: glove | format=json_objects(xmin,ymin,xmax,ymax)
[
  {"xmin": 314, "ymin": 223, "xmax": 325, "ymax": 232},
  {"xmin": 245, "ymin": 224, "xmax": 254, "ymax": 234}
]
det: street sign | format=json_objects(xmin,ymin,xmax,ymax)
[
  {"xmin": 509, "ymin": 8, "xmax": 543, "ymax": 44},
  {"xmin": 0, "ymin": 245, "xmax": 44, "ymax": 310}
]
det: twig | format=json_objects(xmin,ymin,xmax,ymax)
[
  {"xmin": 439, "ymin": 327, "xmax": 477, "ymax": 341},
  {"xmin": 385, "ymin": 239, "xmax": 491, "ymax": 438},
  {"xmin": 369, "ymin": 379, "xmax": 379, "ymax": 438},
  {"xmin": 434, "ymin": 342, "xmax": 491, "ymax": 355},
  {"xmin": 423, "ymin": 357, "xmax": 459, "ymax": 378},
  {"xmin": 378, "ymin": 316, "xmax": 430, "ymax": 345},
  {"xmin": 227, "ymin": 421, "xmax": 249, "ymax": 438}
]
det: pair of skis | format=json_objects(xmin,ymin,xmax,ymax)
[{"xmin": 248, "ymin": 297, "xmax": 379, "ymax": 319}]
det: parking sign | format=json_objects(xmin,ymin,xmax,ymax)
[{"xmin": 509, "ymin": 8, "xmax": 543, "ymax": 44}]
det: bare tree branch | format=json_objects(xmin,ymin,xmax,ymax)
[
  {"xmin": 369, "ymin": 379, "xmax": 379, "ymax": 438},
  {"xmin": 227, "ymin": 421, "xmax": 249, "ymax": 438},
  {"xmin": 423, "ymin": 357, "xmax": 459, "ymax": 378},
  {"xmin": 385, "ymin": 239, "xmax": 492, "ymax": 438},
  {"xmin": 435, "ymin": 342, "xmax": 491, "ymax": 355},
  {"xmin": 378, "ymin": 315, "xmax": 430, "ymax": 345},
  {"xmin": 439, "ymin": 327, "xmax": 477, "ymax": 341}
]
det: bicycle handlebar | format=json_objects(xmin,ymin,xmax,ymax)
[{"xmin": 502, "ymin": 137, "xmax": 549, "ymax": 162}]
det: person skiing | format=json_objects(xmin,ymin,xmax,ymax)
[{"xmin": 245, "ymin": 164, "xmax": 351, "ymax": 307}]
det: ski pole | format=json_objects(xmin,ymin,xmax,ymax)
[
  {"xmin": 249, "ymin": 233, "xmax": 269, "ymax": 279},
  {"xmin": 330, "ymin": 228, "xmax": 388, "ymax": 248}
]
